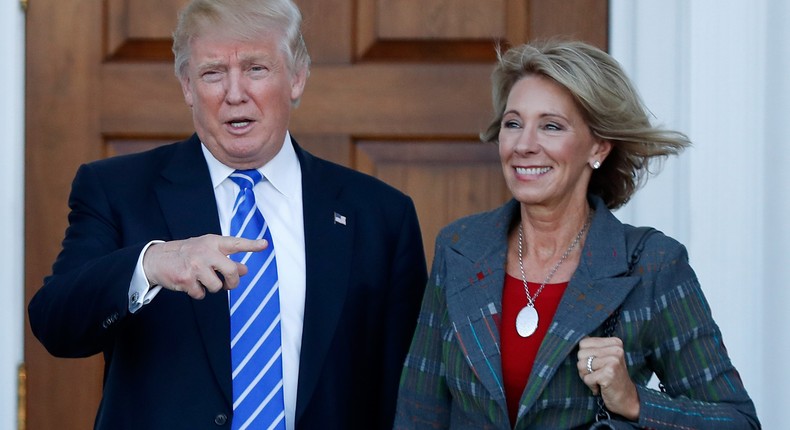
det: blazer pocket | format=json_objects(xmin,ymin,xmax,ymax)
[{"xmin": 444, "ymin": 306, "xmax": 505, "ymax": 401}]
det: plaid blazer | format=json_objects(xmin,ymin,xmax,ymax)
[{"xmin": 395, "ymin": 196, "xmax": 759, "ymax": 429}]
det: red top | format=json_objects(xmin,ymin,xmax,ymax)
[{"xmin": 501, "ymin": 274, "xmax": 568, "ymax": 426}]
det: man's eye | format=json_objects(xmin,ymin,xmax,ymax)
[{"xmin": 201, "ymin": 71, "xmax": 221, "ymax": 82}]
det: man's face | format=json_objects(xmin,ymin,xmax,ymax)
[{"xmin": 179, "ymin": 28, "xmax": 307, "ymax": 169}]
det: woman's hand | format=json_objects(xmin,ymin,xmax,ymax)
[{"xmin": 577, "ymin": 336, "xmax": 640, "ymax": 421}]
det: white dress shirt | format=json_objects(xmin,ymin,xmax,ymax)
[{"xmin": 129, "ymin": 133, "xmax": 305, "ymax": 430}]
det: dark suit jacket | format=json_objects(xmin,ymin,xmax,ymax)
[{"xmin": 29, "ymin": 134, "xmax": 428, "ymax": 429}]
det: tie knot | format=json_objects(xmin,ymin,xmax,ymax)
[{"xmin": 230, "ymin": 169, "xmax": 263, "ymax": 190}]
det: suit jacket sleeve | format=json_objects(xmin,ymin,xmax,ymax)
[{"xmin": 29, "ymin": 162, "xmax": 146, "ymax": 358}]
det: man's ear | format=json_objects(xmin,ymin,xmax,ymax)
[
  {"xmin": 290, "ymin": 66, "xmax": 308, "ymax": 102},
  {"xmin": 179, "ymin": 75, "xmax": 194, "ymax": 107}
]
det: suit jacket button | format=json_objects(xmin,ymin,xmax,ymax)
[{"xmin": 214, "ymin": 414, "xmax": 228, "ymax": 426}]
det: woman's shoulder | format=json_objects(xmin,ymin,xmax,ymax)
[
  {"xmin": 622, "ymin": 224, "xmax": 686, "ymax": 255},
  {"xmin": 621, "ymin": 224, "xmax": 694, "ymax": 285},
  {"xmin": 436, "ymin": 199, "xmax": 518, "ymax": 244}
]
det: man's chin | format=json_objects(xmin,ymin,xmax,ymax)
[{"xmin": 211, "ymin": 139, "xmax": 281, "ymax": 168}]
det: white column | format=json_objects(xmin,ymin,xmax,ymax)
[
  {"xmin": 686, "ymin": 0, "xmax": 767, "ymax": 422},
  {"xmin": 610, "ymin": 0, "xmax": 691, "ymax": 244},
  {"xmin": 762, "ymin": 0, "xmax": 790, "ymax": 424},
  {"xmin": 0, "ymin": 1, "xmax": 26, "ymax": 429}
]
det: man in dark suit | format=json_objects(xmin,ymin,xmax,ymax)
[{"xmin": 27, "ymin": 0, "xmax": 427, "ymax": 428}]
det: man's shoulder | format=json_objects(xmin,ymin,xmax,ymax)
[
  {"xmin": 88, "ymin": 136, "xmax": 195, "ymax": 169},
  {"xmin": 298, "ymin": 146, "xmax": 410, "ymax": 202}
]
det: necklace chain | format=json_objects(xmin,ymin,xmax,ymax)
[{"xmin": 517, "ymin": 211, "xmax": 593, "ymax": 307}]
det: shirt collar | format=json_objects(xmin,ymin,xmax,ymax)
[{"xmin": 200, "ymin": 131, "xmax": 301, "ymax": 198}]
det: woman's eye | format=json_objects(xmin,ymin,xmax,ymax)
[
  {"xmin": 503, "ymin": 120, "xmax": 521, "ymax": 129},
  {"xmin": 543, "ymin": 122, "xmax": 562, "ymax": 131}
]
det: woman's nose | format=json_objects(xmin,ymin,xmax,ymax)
[{"xmin": 514, "ymin": 127, "xmax": 539, "ymax": 153}]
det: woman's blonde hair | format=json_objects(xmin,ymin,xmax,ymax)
[{"xmin": 482, "ymin": 40, "xmax": 690, "ymax": 209}]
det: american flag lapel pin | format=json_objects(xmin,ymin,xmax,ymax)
[{"xmin": 333, "ymin": 212, "xmax": 347, "ymax": 225}]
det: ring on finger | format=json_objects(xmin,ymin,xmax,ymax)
[{"xmin": 586, "ymin": 355, "xmax": 595, "ymax": 374}]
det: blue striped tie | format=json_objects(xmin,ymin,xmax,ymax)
[{"xmin": 228, "ymin": 169, "xmax": 286, "ymax": 430}]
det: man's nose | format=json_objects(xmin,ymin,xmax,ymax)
[{"xmin": 225, "ymin": 71, "xmax": 249, "ymax": 104}]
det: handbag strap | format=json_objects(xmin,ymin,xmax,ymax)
[
  {"xmin": 596, "ymin": 227, "xmax": 659, "ymax": 423},
  {"xmin": 601, "ymin": 226, "xmax": 657, "ymax": 336}
]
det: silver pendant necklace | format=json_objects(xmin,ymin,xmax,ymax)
[{"xmin": 515, "ymin": 211, "xmax": 592, "ymax": 337}]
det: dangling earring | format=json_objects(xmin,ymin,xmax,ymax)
[{"xmin": 591, "ymin": 160, "xmax": 601, "ymax": 170}]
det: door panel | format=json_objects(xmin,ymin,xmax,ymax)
[{"xmin": 24, "ymin": 0, "xmax": 608, "ymax": 428}]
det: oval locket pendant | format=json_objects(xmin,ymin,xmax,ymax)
[{"xmin": 515, "ymin": 305, "xmax": 539, "ymax": 337}]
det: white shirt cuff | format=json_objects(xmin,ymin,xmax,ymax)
[{"xmin": 129, "ymin": 240, "xmax": 165, "ymax": 314}]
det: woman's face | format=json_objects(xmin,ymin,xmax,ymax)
[{"xmin": 498, "ymin": 75, "xmax": 610, "ymax": 210}]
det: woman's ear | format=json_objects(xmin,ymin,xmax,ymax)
[{"xmin": 589, "ymin": 138, "xmax": 612, "ymax": 169}]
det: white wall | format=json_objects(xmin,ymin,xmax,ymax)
[
  {"xmin": 611, "ymin": 0, "xmax": 787, "ymax": 427},
  {"xmin": 0, "ymin": 1, "xmax": 26, "ymax": 430}
]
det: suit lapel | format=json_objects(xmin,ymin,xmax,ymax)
[
  {"xmin": 154, "ymin": 136, "xmax": 232, "ymax": 406},
  {"xmin": 292, "ymin": 144, "xmax": 354, "ymax": 423}
]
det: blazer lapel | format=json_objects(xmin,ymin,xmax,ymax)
[
  {"xmin": 154, "ymin": 136, "xmax": 232, "ymax": 406},
  {"xmin": 518, "ymin": 198, "xmax": 640, "ymax": 417},
  {"xmin": 292, "ymin": 145, "xmax": 354, "ymax": 423},
  {"xmin": 444, "ymin": 251, "xmax": 508, "ymax": 411},
  {"xmin": 443, "ymin": 200, "xmax": 520, "ymax": 419}
]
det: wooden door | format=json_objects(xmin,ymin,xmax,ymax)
[{"xmin": 23, "ymin": 0, "xmax": 607, "ymax": 428}]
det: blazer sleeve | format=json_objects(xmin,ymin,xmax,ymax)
[
  {"xmin": 634, "ymin": 241, "xmax": 760, "ymax": 429},
  {"xmin": 394, "ymin": 232, "xmax": 453, "ymax": 429},
  {"xmin": 28, "ymin": 163, "xmax": 145, "ymax": 358}
]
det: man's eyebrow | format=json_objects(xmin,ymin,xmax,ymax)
[
  {"xmin": 196, "ymin": 60, "xmax": 225, "ymax": 71},
  {"xmin": 238, "ymin": 53, "xmax": 275, "ymax": 65}
]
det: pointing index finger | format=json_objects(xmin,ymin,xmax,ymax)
[{"xmin": 219, "ymin": 237, "xmax": 268, "ymax": 255}]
